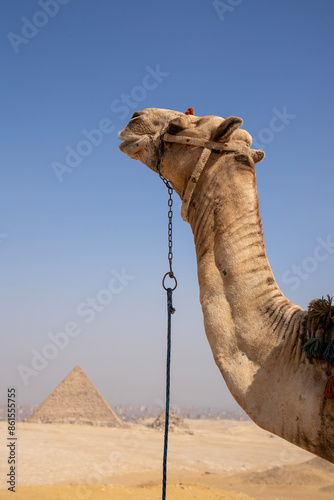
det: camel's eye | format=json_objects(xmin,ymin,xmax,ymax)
[
  {"xmin": 234, "ymin": 154, "xmax": 253, "ymax": 168},
  {"xmin": 167, "ymin": 123, "xmax": 184, "ymax": 135}
]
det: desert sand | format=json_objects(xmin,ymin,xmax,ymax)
[{"xmin": 1, "ymin": 419, "xmax": 334, "ymax": 499}]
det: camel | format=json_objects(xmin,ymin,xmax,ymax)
[{"xmin": 118, "ymin": 107, "xmax": 334, "ymax": 463}]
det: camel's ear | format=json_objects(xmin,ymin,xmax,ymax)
[
  {"xmin": 251, "ymin": 149, "xmax": 265, "ymax": 164},
  {"xmin": 212, "ymin": 116, "xmax": 243, "ymax": 142}
]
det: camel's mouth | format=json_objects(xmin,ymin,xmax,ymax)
[{"xmin": 118, "ymin": 130, "xmax": 150, "ymax": 157}]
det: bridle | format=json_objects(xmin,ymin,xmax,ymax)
[{"xmin": 159, "ymin": 131, "xmax": 236, "ymax": 223}]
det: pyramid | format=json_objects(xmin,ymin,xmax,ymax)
[
  {"xmin": 28, "ymin": 366, "xmax": 123, "ymax": 427},
  {"xmin": 149, "ymin": 410, "xmax": 193, "ymax": 434}
]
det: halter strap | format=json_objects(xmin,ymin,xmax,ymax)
[
  {"xmin": 163, "ymin": 133, "xmax": 234, "ymax": 223},
  {"xmin": 163, "ymin": 133, "xmax": 229, "ymax": 151}
]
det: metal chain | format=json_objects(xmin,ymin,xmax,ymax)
[{"xmin": 159, "ymin": 174, "xmax": 177, "ymax": 291}]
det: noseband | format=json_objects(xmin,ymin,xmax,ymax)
[{"xmin": 161, "ymin": 132, "xmax": 235, "ymax": 223}]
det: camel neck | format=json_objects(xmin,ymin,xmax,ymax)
[
  {"xmin": 188, "ymin": 154, "xmax": 302, "ymax": 369},
  {"xmin": 190, "ymin": 155, "xmax": 280, "ymax": 303}
]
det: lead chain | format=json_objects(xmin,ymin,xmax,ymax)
[
  {"xmin": 167, "ymin": 186, "xmax": 173, "ymax": 277},
  {"xmin": 159, "ymin": 173, "xmax": 177, "ymax": 500},
  {"xmin": 159, "ymin": 174, "xmax": 177, "ymax": 290}
]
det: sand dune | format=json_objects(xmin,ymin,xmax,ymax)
[
  {"xmin": 0, "ymin": 419, "xmax": 333, "ymax": 499},
  {"xmin": 0, "ymin": 484, "xmax": 255, "ymax": 500},
  {"xmin": 245, "ymin": 456, "xmax": 334, "ymax": 485}
]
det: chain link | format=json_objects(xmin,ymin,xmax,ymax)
[{"xmin": 159, "ymin": 174, "xmax": 177, "ymax": 291}]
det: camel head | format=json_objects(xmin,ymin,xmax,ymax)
[{"xmin": 118, "ymin": 107, "xmax": 265, "ymax": 199}]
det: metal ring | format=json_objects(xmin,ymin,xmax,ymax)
[{"xmin": 162, "ymin": 272, "xmax": 177, "ymax": 291}]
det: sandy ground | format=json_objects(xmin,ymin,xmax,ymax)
[{"xmin": 1, "ymin": 419, "xmax": 334, "ymax": 499}]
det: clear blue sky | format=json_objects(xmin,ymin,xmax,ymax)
[{"xmin": 1, "ymin": 0, "xmax": 333, "ymax": 411}]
